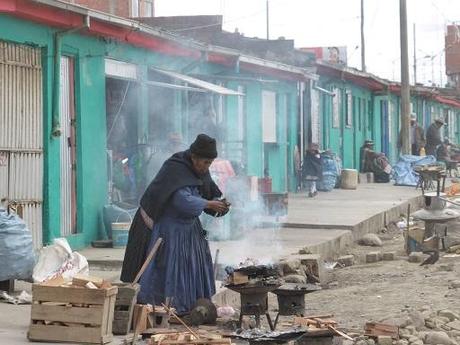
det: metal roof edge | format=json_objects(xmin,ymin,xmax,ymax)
[
  {"xmin": 31, "ymin": 0, "xmax": 207, "ymax": 51},
  {"xmin": 206, "ymin": 44, "xmax": 318, "ymax": 80},
  {"xmin": 316, "ymin": 60, "xmax": 388, "ymax": 86},
  {"xmin": 30, "ymin": 0, "xmax": 318, "ymax": 80}
]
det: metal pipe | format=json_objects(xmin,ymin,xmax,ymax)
[
  {"xmin": 314, "ymin": 85, "xmax": 335, "ymax": 96},
  {"xmin": 51, "ymin": 16, "xmax": 90, "ymax": 137}
]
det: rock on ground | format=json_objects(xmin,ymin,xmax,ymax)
[
  {"xmin": 358, "ymin": 233, "xmax": 383, "ymax": 247},
  {"xmin": 278, "ymin": 259, "xmax": 301, "ymax": 275},
  {"xmin": 425, "ymin": 331, "xmax": 457, "ymax": 345},
  {"xmin": 439, "ymin": 310, "xmax": 460, "ymax": 322}
]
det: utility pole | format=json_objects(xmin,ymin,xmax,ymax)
[
  {"xmin": 439, "ymin": 53, "xmax": 443, "ymax": 87},
  {"xmin": 266, "ymin": 0, "xmax": 270, "ymax": 40},
  {"xmin": 361, "ymin": 0, "xmax": 366, "ymax": 71},
  {"xmin": 413, "ymin": 23, "xmax": 417, "ymax": 85},
  {"xmin": 400, "ymin": 0, "xmax": 411, "ymax": 154}
]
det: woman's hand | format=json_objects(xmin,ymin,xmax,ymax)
[{"xmin": 207, "ymin": 200, "xmax": 229, "ymax": 214}]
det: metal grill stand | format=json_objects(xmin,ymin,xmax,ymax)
[
  {"xmin": 227, "ymin": 285, "xmax": 279, "ymax": 331},
  {"xmin": 272, "ymin": 283, "xmax": 322, "ymax": 329}
]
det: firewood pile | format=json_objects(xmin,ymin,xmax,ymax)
[{"xmin": 149, "ymin": 329, "xmax": 233, "ymax": 345}]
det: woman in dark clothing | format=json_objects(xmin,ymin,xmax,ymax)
[
  {"xmin": 121, "ymin": 134, "xmax": 229, "ymax": 314},
  {"xmin": 302, "ymin": 143, "xmax": 323, "ymax": 197}
]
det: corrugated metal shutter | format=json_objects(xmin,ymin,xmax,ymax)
[{"xmin": 0, "ymin": 41, "xmax": 43, "ymax": 249}]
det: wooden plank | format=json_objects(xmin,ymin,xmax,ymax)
[
  {"xmin": 72, "ymin": 275, "xmax": 105, "ymax": 288},
  {"xmin": 106, "ymin": 294, "xmax": 116, "ymax": 336},
  {"xmin": 31, "ymin": 304, "xmax": 103, "ymax": 325},
  {"xmin": 365, "ymin": 322, "xmax": 399, "ymax": 339},
  {"xmin": 40, "ymin": 275, "xmax": 65, "ymax": 287},
  {"xmin": 32, "ymin": 285, "xmax": 117, "ymax": 305},
  {"xmin": 230, "ymin": 272, "xmax": 249, "ymax": 285},
  {"xmin": 28, "ymin": 324, "xmax": 110, "ymax": 344}
]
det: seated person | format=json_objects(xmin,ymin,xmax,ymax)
[
  {"xmin": 437, "ymin": 139, "xmax": 457, "ymax": 175},
  {"xmin": 360, "ymin": 140, "xmax": 392, "ymax": 183}
]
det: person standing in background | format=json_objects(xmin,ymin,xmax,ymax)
[
  {"xmin": 426, "ymin": 118, "xmax": 445, "ymax": 156},
  {"xmin": 398, "ymin": 114, "xmax": 425, "ymax": 155},
  {"xmin": 302, "ymin": 143, "xmax": 322, "ymax": 198}
]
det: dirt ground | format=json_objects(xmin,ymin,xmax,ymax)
[{"xmin": 275, "ymin": 220, "xmax": 460, "ymax": 333}]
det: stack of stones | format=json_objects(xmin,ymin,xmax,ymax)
[{"xmin": 351, "ymin": 308, "xmax": 460, "ymax": 345}]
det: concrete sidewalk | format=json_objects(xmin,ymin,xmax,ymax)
[
  {"xmin": 80, "ymin": 183, "xmax": 423, "ymax": 270},
  {"xmin": 286, "ymin": 183, "xmax": 420, "ymax": 229}
]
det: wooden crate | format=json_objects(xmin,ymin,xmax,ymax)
[
  {"xmin": 112, "ymin": 283, "xmax": 140, "ymax": 335},
  {"xmin": 28, "ymin": 284, "xmax": 118, "ymax": 344}
]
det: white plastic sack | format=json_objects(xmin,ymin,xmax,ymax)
[{"xmin": 32, "ymin": 238, "xmax": 89, "ymax": 283}]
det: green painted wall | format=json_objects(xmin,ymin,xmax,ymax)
[
  {"xmin": 0, "ymin": 14, "xmax": 201, "ymax": 249},
  {"xmin": 1, "ymin": 13, "xmax": 300, "ymax": 252},
  {"xmin": 318, "ymin": 79, "xmax": 374, "ymax": 170}
]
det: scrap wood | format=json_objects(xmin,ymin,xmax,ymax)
[
  {"xmin": 72, "ymin": 274, "xmax": 106, "ymax": 288},
  {"xmin": 294, "ymin": 315, "xmax": 337, "ymax": 328},
  {"xmin": 162, "ymin": 304, "xmax": 200, "ymax": 340},
  {"xmin": 327, "ymin": 325, "xmax": 353, "ymax": 341},
  {"xmin": 150, "ymin": 331, "xmax": 227, "ymax": 345},
  {"xmin": 365, "ymin": 322, "xmax": 399, "ymax": 339},
  {"xmin": 132, "ymin": 238, "xmax": 163, "ymax": 286},
  {"xmin": 40, "ymin": 275, "xmax": 65, "ymax": 287}
]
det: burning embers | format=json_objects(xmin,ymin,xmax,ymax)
[{"xmin": 224, "ymin": 261, "xmax": 321, "ymax": 331}]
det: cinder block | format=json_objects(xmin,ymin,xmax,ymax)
[
  {"xmin": 294, "ymin": 254, "xmax": 328, "ymax": 283},
  {"xmin": 366, "ymin": 251, "xmax": 382, "ymax": 263},
  {"xmin": 338, "ymin": 255, "xmax": 354, "ymax": 267},
  {"xmin": 382, "ymin": 252, "xmax": 396, "ymax": 261},
  {"xmin": 359, "ymin": 173, "xmax": 369, "ymax": 184},
  {"xmin": 408, "ymin": 252, "xmax": 424, "ymax": 263}
]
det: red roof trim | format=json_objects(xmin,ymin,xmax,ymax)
[
  {"xmin": 435, "ymin": 95, "xmax": 460, "ymax": 108},
  {"xmin": 1, "ymin": 0, "xmax": 308, "ymax": 80},
  {"xmin": 1, "ymin": 0, "xmax": 200, "ymax": 58}
]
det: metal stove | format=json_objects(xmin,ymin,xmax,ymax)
[
  {"xmin": 272, "ymin": 283, "xmax": 321, "ymax": 329},
  {"xmin": 412, "ymin": 191, "xmax": 460, "ymax": 250},
  {"xmin": 227, "ymin": 283, "xmax": 280, "ymax": 331}
]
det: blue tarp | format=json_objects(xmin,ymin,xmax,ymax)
[
  {"xmin": 392, "ymin": 154, "xmax": 437, "ymax": 186},
  {"xmin": 0, "ymin": 208, "xmax": 36, "ymax": 281}
]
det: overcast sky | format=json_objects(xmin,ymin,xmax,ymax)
[{"xmin": 155, "ymin": 0, "xmax": 460, "ymax": 87}]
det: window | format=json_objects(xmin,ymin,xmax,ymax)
[
  {"xmin": 140, "ymin": 0, "xmax": 154, "ymax": 17},
  {"xmin": 332, "ymin": 88, "xmax": 340, "ymax": 128},
  {"xmin": 346, "ymin": 90, "xmax": 352, "ymax": 127},
  {"xmin": 131, "ymin": 0, "xmax": 139, "ymax": 17},
  {"xmin": 262, "ymin": 90, "xmax": 277, "ymax": 143}
]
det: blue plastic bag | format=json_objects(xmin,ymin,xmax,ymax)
[
  {"xmin": 318, "ymin": 152, "xmax": 342, "ymax": 191},
  {"xmin": 392, "ymin": 154, "xmax": 437, "ymax": 186},
  {"xmin": 0, "ymin": 208, "xmax": 36, "ymax": 280}
]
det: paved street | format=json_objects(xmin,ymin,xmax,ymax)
[{"xmin": 0, "ymin": 183, "xmax": 423, "ymax": 344}]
